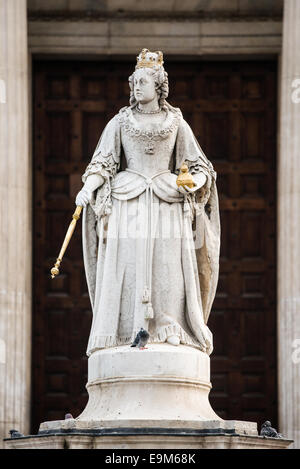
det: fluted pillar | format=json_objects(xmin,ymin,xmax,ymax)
[
  {"xmin": 0, "ymin": 0, "xmax": 31, "ymax": 447},
  {"xmin": 278, "ymin": 0, "xmax": 300, "ymax": 449}
]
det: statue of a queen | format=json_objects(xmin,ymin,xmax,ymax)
[{"xmin": 76, "ymin": 49, "xmax": 220, "ymax": 357}]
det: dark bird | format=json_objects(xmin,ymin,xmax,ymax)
[
  {"xmin": 260, "ymin": 421, "xmax": 283, "ymax": 438},
  {"xmin": 131, "ymin": 328, "xmax": 150, "ymax": 350},
  {"xmin": 65, "ymin": 413, "xmax": 74, "ymax": 420},
  {"xmin": 9, "ymin": 429, "xmax": 24, "ymax": 439}
]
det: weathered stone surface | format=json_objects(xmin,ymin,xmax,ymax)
[
  {"xmin": 0, "ymin": 0, "xmax": 31, "ymax": 450},
  {"xmin": 27, "ymin": 0, "xmax": 282, "ymax": 15},
  {"xmin": 26, "ymin": 0, "xmax": 282, "ymax": 56},
  {"xmin": 4, "ymin": 432, "xmax": 292, "ymax": 449},
  {"xmin": 27, "ymin": 18, "xmax": 282, "ymax": 55},
  {"xmin": 34, "ymin": 344, "xmax": 261, "ymax": 450},
  {"xmin": 39, "ymin": 418, "xmax": 257, "ymax": 435},
  {"xmin": 74, "ymin": 344, "xmax": 220, "ymax": 424},
  {"xmin": 278, "ymin": 0, "xmax": 300, "ymax": 450}
]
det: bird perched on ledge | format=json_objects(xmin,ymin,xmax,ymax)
[
  {"xmin": 131, "ymin": 328, "xmax": 150, "ymax": 350},
  {"xmin": 260, "ymin": 421, "xmax": 283, "ymax": 438},
  {"xmin": 9, "ymin": 429, "xmax": 24, "ymax": 439}
]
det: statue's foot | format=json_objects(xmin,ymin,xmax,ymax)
[{"xmin": 167, "ymin": 335, "xmax": 180, "ymax": 346}]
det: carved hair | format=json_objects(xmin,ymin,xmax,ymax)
[{"xmin": 128, "ymin": 66, "xmax": 169, "ymax": 110}]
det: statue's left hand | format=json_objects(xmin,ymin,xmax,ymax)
[
  {"xmin": 178, "ymin": 184, "xmax": 200, "ymax": 194},
  {"xmin": 177, "ymin": 172, "xmax": 207, "ymax": 194}
]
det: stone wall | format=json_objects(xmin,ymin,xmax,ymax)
[
  {"xmin": 27, "ymin": 0, "xmax": 283, "ymax": 17},
  {"xmin": 27, "ymin": 0, "xmax": 282, "ymax": 56}
]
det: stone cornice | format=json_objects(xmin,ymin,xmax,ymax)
[
  {"xmin": 27, "ymin": 10, "xmax": 282, "ymax": 56},
  {"xmin": 27, "ymin": 10, "xmax": 282, "ymax": 23}
]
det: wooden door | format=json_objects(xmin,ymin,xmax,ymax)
[{"xmin": 32, "ymin": 60, "xmax": 277, "ymax": 433}]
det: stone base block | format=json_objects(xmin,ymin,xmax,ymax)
[
  {"xmin": 5, "ymin": 344, "xmax": 292, "ymax": 449},
  {"xmin": 77, "ymin": 344, "xmax": 221, "ymax": 423},
  {"xmin": 38, "ymin": 418, "xmax": 258, "ymax": 435},
  {"xmin": 4, "ymin": 430, "xmax": 293, "ymax": 449}
]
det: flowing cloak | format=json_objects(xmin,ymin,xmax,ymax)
[{"xmin": 81, "ymin": 106, "xmax": 220, "ymax": 355}]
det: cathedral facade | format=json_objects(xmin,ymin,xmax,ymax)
[{"xmin": 0, "ymin": 0, "xmax": 299, "ymax": 448}]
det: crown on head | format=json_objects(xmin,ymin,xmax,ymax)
[{"xmin": 136, "ymin": 48, "xmax": 164, "ymax": 69}]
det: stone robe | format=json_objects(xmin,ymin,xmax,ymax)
[{"xmin": 81, "ymin": 105, "xmax": 220, "ymax": 356}]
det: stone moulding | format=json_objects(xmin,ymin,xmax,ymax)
[
  {"xmin": 10, "ymin": 344, "xmax": 291, "ymax": 449},
  {"xmin": 4, "ymin": 429, "xmax": 293, "ymax": 449},
  {"xmin": 27, "ymin": 11, "xmax": 283, "ymax": 23}
]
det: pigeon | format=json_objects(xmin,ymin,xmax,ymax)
[
  {"xmin": 65, "ymin": 413, "xmax": 74, "ymax": 420},
  {"xmin": 131, "ymin": 328, "xmax": 150, "ymax": 350},
  {"xmin": 260, "ymin": 421, "xmax": 283, "ymax": 438},
  {"xmin": 9, "ymin": 429, "xmax": 24, "ymax": 439}
]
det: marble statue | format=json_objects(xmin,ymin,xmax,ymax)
[
  {"xmin": 76, "ymin": 49, "xmax": 220, "ymax": 357},
  {"xmin": 6, "ymin": 49, "xmax": 291, "ymax": 449}
]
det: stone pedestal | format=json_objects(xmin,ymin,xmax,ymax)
[
  {"xmin": 4, "ymin": 432, "xmax": 293, "ymax": 450},
  {"xmin": 78, "ymin": 344, "xmax": 220, "ymax": 424},
  {"xmin": 3, "ymin": 344, "xmax": 293, "ymax": 449}
]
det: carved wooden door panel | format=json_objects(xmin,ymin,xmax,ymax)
[{"xmin": 32, "ymin": 60, "xmax": 277, "ymax": 432}]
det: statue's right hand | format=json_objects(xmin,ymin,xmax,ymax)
[{"xmin": 75, "ymin": 187, "xmax": 92, "ymax": 207}]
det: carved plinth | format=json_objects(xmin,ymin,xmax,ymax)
[
  {"xmin": 77, "ymin": 343, "xmax": 220, "ymax": 425},
  {"xmin": 4, "ymin": 433, "xmax": 293, "ymax": 450},
  {"xmin": 4, "ymin": 344, "xmax": 293, "ymax": 449}
]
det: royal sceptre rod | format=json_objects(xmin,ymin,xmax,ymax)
[{"xmin": 50, "ymin": 205, "xmax": 83, "ymax": 279}]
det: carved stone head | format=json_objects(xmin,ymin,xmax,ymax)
[{"xmin": 128, "ymin": 49, "xmax": 169, "ymax": 109}]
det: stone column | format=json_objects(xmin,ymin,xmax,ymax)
[
  {"xmin": 278, "ymin": 0, "xmax": 300, "ymax": 449},
  {"xmin": 0, "ymin": 0, "xmax": 31, "ymax": 448}
]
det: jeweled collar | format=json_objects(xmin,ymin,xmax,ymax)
[{"xmin": 117, "ymin": 106, "xmax": 182, "ymax": 139}]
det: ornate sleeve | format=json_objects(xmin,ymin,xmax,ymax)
[
  {"xmin": 175, "ymin": 117, "xmax": 217, "ymax": 205},
  {"xmin": 176, "ymin": 118, "xmax": 220, "ymax": 325},
  {"xmin": 82, "ymin": 115, "xmax": 121, "ymax": 183},
  {"xmin": 175, "ymin": 118, "xmax": 216, "ymax": 180}
]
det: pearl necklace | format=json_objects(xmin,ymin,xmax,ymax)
[{"xmin": 136, "ymin": 106, "xmax": 161, "ymax": 114}]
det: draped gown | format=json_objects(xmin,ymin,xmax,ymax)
[{"xmin": 81, "ymin": 105, "xmax": 220, "ymax": 356}]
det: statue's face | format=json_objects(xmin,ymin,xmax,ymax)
[{"xmin": 133, "ymin": 69, "xmax": 157, "ymax": 104}]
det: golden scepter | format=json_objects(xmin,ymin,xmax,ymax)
[{"xmin": 50, "ymin": 205, "xmax": 83, "ymax": 279}]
